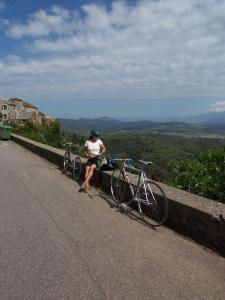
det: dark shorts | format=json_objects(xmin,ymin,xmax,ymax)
[{"xmin": 86, "ymin": 157, "xmax": 98, "ymax": 166}]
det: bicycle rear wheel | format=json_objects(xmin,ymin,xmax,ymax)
[
  {"xmin": 136, "ymin": 180, "xmax": 168, "ymax": 227},
  {"xmin": 72, "ymin": 156, "xmax": 83, "ymax": 180},
  {"xmin": 63, "ymin": 151, "xmax": 70, "ymax": 173},
  {"xmin": 111, "ymin": 168, "xmax": 126, "ymax": 203}
]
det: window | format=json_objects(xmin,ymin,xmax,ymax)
[
  {"xmin": 1, "ymin": 105, "xmax": 7, "ymax": 110},
  {"xmin": 2, "ymin": 114, "xmax": 8, "ymax": 119}
]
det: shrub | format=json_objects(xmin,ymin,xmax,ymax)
[{"xmin": 169, "ymin": 146, "xmax": 225, "ymax": 203}]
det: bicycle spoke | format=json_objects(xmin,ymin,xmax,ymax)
[
  {"xmin": 111, "ymin": 169, "xmax": 125, "ymax": 203},
  {"xmin": 147, "ymin": 187, "xmax": 162, "ymax": 223},
  {"xmin": 63, "ymin": 152, "xmax": 70, "ymax": 172},
  {"xmin": 137, "ymin": 180, "xmax": 168, "ymax": 226},
  {"xmin": 72, "ymin": 156, "xmax": 83, "ymax": 180}
]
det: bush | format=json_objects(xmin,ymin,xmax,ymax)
[
  {"xmin": 169, "ymin": 146, "xmax": 225, "ymax": 203},
  {"xmin": 12, "ymin": 121, "xmax": 63, "ymax": 148}
]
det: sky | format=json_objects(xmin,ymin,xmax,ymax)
[{"xmin": 0, "ymin": 0, "xmax": 225, "ymax": 120}]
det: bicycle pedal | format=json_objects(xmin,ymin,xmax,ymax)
[{"xmin": 119, "ymin": 203, "xmax": 128, "ymax": 211}]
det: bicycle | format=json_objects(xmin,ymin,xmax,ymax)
[
  {"xmin": 110, "ymin": 158, "xmax": 168, "ymax": 227},
  {"xmin": 63, "ymin": 143, "xmax": 83, "ymax": 180}
]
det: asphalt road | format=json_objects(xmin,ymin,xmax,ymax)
[{"xmin": 0, "ymin": 141, "xmax": 225, "ymax": 299}]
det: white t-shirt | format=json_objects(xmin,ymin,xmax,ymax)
[{"xmin": 85, "ymin": 139, "xmax": 103, "ymax": 156}]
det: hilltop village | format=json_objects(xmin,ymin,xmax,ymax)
[{"xmin": 0, "ymin": 97, "xmax": 54, "ymax": 125}]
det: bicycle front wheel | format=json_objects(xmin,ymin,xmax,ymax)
[
  {"xmin": 111, "ymin": 168, "xmax": 126, "ymax": 204},
  {"xmin": 136, "ymin": 180, "xmax": 168, "ymax": 227},
  {"xmin": 63, "ymin": 151, "xmax": 70, "ymax": 172},
  {"xmin": 72, "ymin": 156, "xmax": 83, "ymax": 180}
]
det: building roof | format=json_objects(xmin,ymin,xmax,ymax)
[
  {"xmin": 8, "ymin": 97, "xmax": 23, "ymax": 101},
  {"xmin": 23, "ymin": 101, "xmax": 38, "ymax": 109},
  {"xmin": 8, "ymin": 98, "xmax": 38, "ymax": 109}
]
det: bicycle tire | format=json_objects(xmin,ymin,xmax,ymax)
[
  {"xmin": 136, "ymin": 180, "xmax": 168, "ymax": 227},
  {"xmin": 63, "ymin": 151, "xmax": 70, "ymax": 172},
  {"xmin": 111, "ymin": 168, "xmax": 126, "ymax": 203},
  {"xmin": 72, "ymin": 156, "xmax": 83, "ymax": 180}
]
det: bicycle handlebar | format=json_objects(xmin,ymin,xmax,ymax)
[
  {"xmin": 110, "ymin": 158, "xmax": 153, "ymax": 173},
  {"xmin": 111, "ymin": 158, "xmax": 132, "ymax": 161},
  {"xmin": 138, "ymin": 160, "xmax": 153, "ymax": 166}
]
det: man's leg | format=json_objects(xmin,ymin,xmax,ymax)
[
  {"xmin": 83, "ymin": 164, "xmax": 96, "ymax": 188},
  {"xmin": 85, "ymin": 165, "xmax": 90, "ymax": 180}
]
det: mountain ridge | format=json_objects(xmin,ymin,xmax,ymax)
[
  {"xmin": 58, "ymin": 117, "xmax": 205, "ymax": 135},
  {"xmin": 185, "ymin": 111, "xmax": 225, "ymax": 125}
]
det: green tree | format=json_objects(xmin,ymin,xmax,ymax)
[{"xmin": 169, "ymin": 146, "xmax": 225, "ymax": 203}]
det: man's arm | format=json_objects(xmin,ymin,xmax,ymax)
[
  {"xmin": 99, "ymin": 144, "xmax": 106, "ymax": 155},
  {"xmin": 84, "ymin": 146, "xmax": 94, "ymax": 158}
]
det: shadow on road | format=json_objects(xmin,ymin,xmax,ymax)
[{"xmin": 96, "ymin": 191, "xmax": 156, "ymax": 230}]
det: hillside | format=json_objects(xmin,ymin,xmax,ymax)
[
  {"xmin": 58, "ymin": 117, "xmax": 225, "ymax": 138},
  {"xmin": 59, "ymin": 117, "xmax": 207, "ymax": 135},
  {"xmin": 103, "ymin": 132, "xmax": 225, "ymax": 178}
]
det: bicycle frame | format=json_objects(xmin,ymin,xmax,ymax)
[{"xmin": 121, "ymin": 163, "xmax": 151, "ymax": 207}]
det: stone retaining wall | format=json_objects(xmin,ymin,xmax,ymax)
[{"xmin": 11, "ymin": 133, "xmax": 225, "ymax": 257}]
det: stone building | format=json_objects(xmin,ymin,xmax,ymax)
[
  {"xmin": 0, "ymin": 97, "xmax": 54, "ymax": 125},
  {"xmin": 0, "ymin": 98, "xmax": 15, "ymax": 123}
]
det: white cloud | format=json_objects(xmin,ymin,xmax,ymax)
[
  {"xmin": 0, "ymin": 0, "xmax": 6, "ymax": 28},
  {"xmin": 210, "ymin": 101, "xmax": 225, "ymax": 113},
  {"xmin": 1, "ymin": 0, "xmax": 225, "ymax": 101},
  {"xmin": 8, "ymin": 6, "xmax": 71, "ymax": 38},
  {"xmin": 0, "ymin": 18, "xmax": 8, "ymax": 27},
  {"xmin": 0, "ymin": 2, "xmax": 5, "ymax": 12}
]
